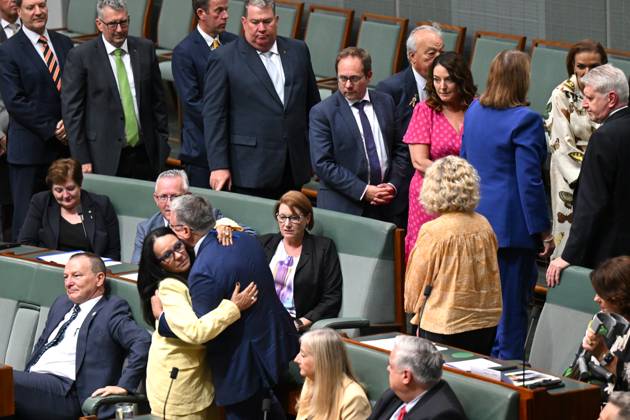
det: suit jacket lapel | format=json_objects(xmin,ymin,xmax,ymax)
[
  {"xmin": 48, "ymin": 196, "xmax": 61, "ymax": 246},
  {"xmin": 277, "ymin": 37, "xmax": 293, "ymax": 109},
  {"xmin": 17, "ymin": 31, "xmax": 51, "ymax": 81},
  {"xmin": 75, "ymin": 296, "xmax": 107, "ymax": 374},
  {"xmin": 28, "ymin": 298, "xmax": 73, "ymax": 368},
  {"xmin": 336, "ymin": 91, "xmax": 364, "ymax": 150},
  {"xmin": 49, "ymin": 32, "xmax": 68, "ymax": 70},
  {"xmin": 239, "ymin": 38, "xmax": 283, "ymax": 107},
  {"xmin": 80, "ymin": 191, "xmax": 96, "ymax": 249},
  {"xmin": 405, "ymin": 67, "xmax": 419, "ymax": 105},
  {"xmin": 295, "ymin": 232, "xmax": 311, "ymax": 274},
  {"xmin": 0, "ymin": 27, "xmax": 7, "ymax": 43},
  {"xmin": 96, "ymin": 37, "xmax": 123, "ymax": 108},
  {"xmin": 127, "ymin": 37, "xmax": 142, "ymax": 111}
]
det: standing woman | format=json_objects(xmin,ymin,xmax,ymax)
[
  {"xmin": 461, "ymin": 50, "xmax": 554, "ymax": 360},
  {"xmin": 545, "ymin": 40, "xmax": 606, "ymax": 257},
  {"xmin": 403, "ymin": 52, "xmax": 476, "ymax": 258}
]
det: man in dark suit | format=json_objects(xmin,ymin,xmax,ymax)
[
  {"xmin": 62, "ymin": 0, "xmax": 169, "ymax": 181},
  {"xmin": 172, "ymin": 0, "xmax": 237, "ymax": 188},
  {"xmin": 369, "ymin": 336, "xmax": 467, "ymax": 420},
  {"xmin": 0, "ymin": 0, "xmax": 20, "ymax": 42},
  {"xmin": 309, "ymin": 47, "xmax": 410, "ymax": 223},
  {"xmin": 165, "ymin": 194, "xmax": 299, "ymax": 420},
  {"xmin": 203, "ymin": 0, "xmax": 320, "ymax": 199},
  {"xmin": 547, "ymin": 64, "xmax": 630, "ymax": 286},
  {"xmin": 0, "ymin": 0, "xmax": 73, "ymax": 240},
  {"xmin": 13, "ymin": 252, "xmax": 150, "ymax": 419}
]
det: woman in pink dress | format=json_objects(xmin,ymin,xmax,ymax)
[{"xmin": 404, "ymin": 52, "xmax": 477, "ymax": 258}]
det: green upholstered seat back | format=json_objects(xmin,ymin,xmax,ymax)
[
  {"xmin": 529, "ymin": 44, "xmax": 570, "ymax": 115},
  {"xmin": 304, "ymin": 11, "xmax": 350, "ymax": 79},
  {"xmin": 357, "ymin": 20, "xmax": 402, "ymax": 86},
  {"xmin": 225, "ymin": 0, "xmax": 245, "ymax": 35},
  {"xmin": 442, "ymin": 30, "xmax": 460, "ymax": 53},
  {"xmin": 158, "ymin": 60, "xmax": 174, "ymax": 81},
  {"xmin": 66, "ymin": 0, "xmax": 98, "ymax": 35},
  {"xmin": 608, "ymin": 55, "xmax": 630, "ymax": 79},
  {"xmin": 529, "ymin": 266, "xmax": 598, "ymax": 375},
  {"xmin": 156, "ymin": 0, "xmax": 194, "ymax": 50},
  {"xmin": 126, "ymin": 0, "xmax": 149, "ymax": 38},
  {"xmin": 471, "ymin": 37, "xmax": 523, "ymax": 94},
  {"xmin": 276, "ymin": 3, "xmax": 299, "ymax": 38}
]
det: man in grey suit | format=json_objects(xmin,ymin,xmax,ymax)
[
  {"xmin": 62, "ymin": 0, "xmax": 169, "ymax": 181},
  {"xmin": 203, "ymin": 0, "xmax": 320, "ymax": 199}
]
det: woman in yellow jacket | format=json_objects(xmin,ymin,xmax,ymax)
[{"xmin": 137, "ymin": 227, "xmax": 257, "ymax": 419}]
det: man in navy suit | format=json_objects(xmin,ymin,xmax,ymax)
[
  {"xmin": 309, "ymin": 47, "xmax": 410, "ymax": 223},
  {"xmin": 172, "ymin": 0, "xmax": 238, "ymax": 188},
  {"xmin": 203, "ymin": 0, "xmax": 320, "ymax": 199},
  {"xmin": 369, "ymin": 336, "xmax": 466, "ymax": 420},
  {"xmin": 167, "ymin": 194, "xmax": 299, "ymax": 420},
  {"xmin": 0, "ymin": 0, "xmax": 73, "ymax": 240},
  {"xmin": 13, "ymin": 252, "xmax": 150, "ymax": 419}
]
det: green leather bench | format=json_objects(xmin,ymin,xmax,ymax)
[{"xmin": 82, "ymin": 174, "xmax": 403, "ymax": 330}]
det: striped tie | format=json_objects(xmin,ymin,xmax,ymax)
[{"xmin": 38, "ymin": 35, "xmax": 61, "ymax": 92}]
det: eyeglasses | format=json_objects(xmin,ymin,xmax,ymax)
[
  {"xmin": 157, "ymin": 240, "xmax": 185, "ymax": 263},
  {"xmin": 338, "ymin": 75, "xmax": 364, "ymax": 84},
  {"xmin": 154, "ymin": 193, "xmax": 182, "ymax": 203},
  {"xmin": 276, "ymin": 213, "xmax": 303, "ymax": 224},
  {"xmin": 99, "ymin": 17, "xmax": 130, "ymax": 31}
]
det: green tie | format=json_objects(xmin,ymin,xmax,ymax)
[{"xmin": 113, "ymin": 49, "xmax": 139, "ymax": 147}]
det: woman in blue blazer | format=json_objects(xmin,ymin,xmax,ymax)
[{"xmin": 461, "ymin": 50, "xmax": 554, "ymax": 360}]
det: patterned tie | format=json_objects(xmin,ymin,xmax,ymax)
[
  {"xmin": 274, "ymin": 255, "xmax": 294, "ymax": 301},
  {"xmin": 353, "ymin": 100, "xmax": 382, "ymax": 184},
  {"xmin": 113, "ymin": 48, "xmax": 140, "ymax": 147},
  {"xmin": 38, "ymin": 35, "xmax": 61, "ymax": 91},
  {"xmin": 211, "ymin": 38, "xmax": 220, "ymax": 50},
  {"xmin": 396, "ymin": 406, "xmax": 407, "ymax": 420},
  {"xmin": 29, "ymin": 305, "xmax": 81, "ymax": 368}
]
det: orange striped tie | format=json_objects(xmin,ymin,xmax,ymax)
[{"xmin": 38, "ymin": 35, "xmax": 61, "ymax": 92}]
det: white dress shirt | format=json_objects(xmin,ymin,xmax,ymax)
[
  {"xmin": 1, "ymin": 18, "xmax": 21, "ymax": 39},
  {"xmin": 102, "ymin": 35, "xmax": 140, "ymax": 121},
  {"xmin": 412, "ymin": 67, "xmax": 428, "ymax": 102},
  {"xmin": 197, "ymin": 25, "xmax": 220, "ymax": 50},
  {"xmin": 30, "ymin": 296, "xmax": 103, "ymax": 380},
  {"xmin": 388, "ymin": 391, "xmax": 424, "ymax": 420},
  {"xmin": 22, "ymin": 25, "xmax": 58, "ymax": 66},
  {"xmin": 257, "ymin": 41, "xmax": 285, "ymax": 104}
]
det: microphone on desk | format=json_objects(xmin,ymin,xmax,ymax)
[
  {"xmin": 415, "ymin": 285, "xmax": 433, "ymax": 337},
  {"xmin": 262, "ymin": 389, "xmax": 272, "ymax": 420},
  {"xmin": 163, "ymin": 367, "xmax": 179, "ymax": 420}
]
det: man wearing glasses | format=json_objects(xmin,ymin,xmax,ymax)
[
  {"xmin": 62, "ymin": 0, "xmax": 169, "ymax": 181},
  {"xmin": 309, "ymin": 47, "xmax": 409, "ymax": 223}
]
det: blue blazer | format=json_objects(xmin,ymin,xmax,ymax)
[
  {"xmin": 172, "ymin": 30, "xmax": 238, "ymax": 168},
  {"xmin": 461, "ymin": 101, "xmax": 550, "ymax": 249},
  {"xmin": 309, "ymin": 90, "xmax": 410, "ymax": 216},
  {"xmin": 26, "ymin": 294, "xmax": 150, "ymax": 418},
  {"xmin": 186, "ymin": 232, "xmax": 299, "ymax": 406},
  {"xmin": 375, "ymin": 67, "xmax": 419, "ymax": 134},
  {"xmin": 0, "ymin": 29, "xmax": 73, "ymax": 165},
  {"xmin": 203, "ymin": 36, "xmax": 320, "ymax": 189}
]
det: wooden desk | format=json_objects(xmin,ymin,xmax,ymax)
[
  {"xmin": 0, "ymin": 365, "xmax": 14, "ymax": 417},
  {"xmin": 353, "ymin": 336, "xmax": 600, "ymax": 420}
]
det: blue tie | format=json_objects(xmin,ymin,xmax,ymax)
[
  {"xmin": 29, "ymin": 305, "xmax": 81, "ymax": 368},
  {"xmin": 353, "ymin": 100, "xmax": 382, "ymax": 184}
]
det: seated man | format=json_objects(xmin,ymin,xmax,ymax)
[
  {"xmin": 600, "ymin": 392, "xmax": 630, "ymax": 420},
  {"xmin": 13, "ymin": 252, "xmax": 151, "ymax": 419},
  {"xmin": 369, "ymin": 335, "xmax": 467, "ymax": 420},
  {"xmin": 132, "ymin": 169, "xmax": 254, "ymax": 263}
]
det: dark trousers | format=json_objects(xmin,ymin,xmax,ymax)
[
  {"xmin": 420, "ymin": 326, "xmax": 498, "ymax": 356},
  {"xmin": 185, "ymin": 163, "xmax": 210, "ymax": 189},
  {"xmin": 232, "ymin": 160, "xmax": 300, "ymax": 200},
  {"xmin": 13, "ymin": 370, "xmax": 81, "ymax": 420},
  {"xmin": 223, "ymin": 389, "xmax": 286, "ymax": 420},
  {"xmin": 116, "ymin": 145, "xmax": 155, "ymax": 181},
  {"xmin": 9, "ymin": 163, "xmax": 48, "ymax": 240}
]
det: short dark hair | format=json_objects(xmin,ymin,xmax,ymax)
[
  {"xmin": 425, "ymin": 51, "xmax": 476, "ymax": 112},
  {"xmin": 335, "ymin": 47, "xmax": 371, "ymax": 76},
  {"xmin": 192, "ymin": 0, "xmax": 210, "ymax": 12},
  {"xmin": 566, "ymin": 39, "xmax": 607, "ymax": 78},
  {"xmin": 46, "ymin": 158, "xmax": 83, "ymax": 188},
  {"xmin": 590, "ymin": 256, "xmax": 630, "ymax": 318}
]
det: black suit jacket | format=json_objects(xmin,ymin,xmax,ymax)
[
  {"xmin": 562, "ymin": 107, "xmax": 630, "ymax": 268},
  {"xmin": 203, "ymin": 36, "xmax": 320, "ymax": 189},
  {"xmin": 258, "ymin": 232, "xmax": 342, "ymax": 322},
  {"xmin": 0, "ymin": 29, "xmax": 73, "ymax": 165},
  {"xmin": 18, "ymin": 189, "xmax": 121, "ymax": 260},
  {"xmin": 369, "ymin": 381, "xmax": 468, "ymax": 420},
  {"xmin": 62, "ymin": 35, "xmax": 169, "ymax": 175},
  {"xmin": 376, "ymin": 67, "xmax": 420, "ymax": 134}
]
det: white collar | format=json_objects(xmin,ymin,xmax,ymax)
[
  {"xmin": 193, "ymin": 233, "xmax": 209, "ymax": 256},
  {"xmin": 1, "ymin": 17, "xmax": 20, "ymax": 29},
  {"xmin": 607, "ymin": 105, "xmax": 629, "ymax": 119},
  {"xmin": 411, "ymin": 66, "xmax": 427, "ymax": 90},
  {"xmin": 76, "ymin": 294, "xmax": 103, "ymax": 314},
  {"xmin": 345, "ymin": 89, "xmax": 371, "ymax": 107},
  {"xmin": 196, "ymin": 24, "xmax": 219, "ymax": 45},
  {"xmin": 102, "ymin": 34, "xmax": 129, "ymax": 55},
  {"xmin": 22, "ymin": 24, "xmax": 49, "ymax": 45},
  {"xmin": 257, "ymin": 40, "xmax": 279, "ymax": 56}
]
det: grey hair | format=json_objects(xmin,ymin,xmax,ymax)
[
  {"xmin": 245, "ymin": 0, "xmax": 275, "ymax": 14},
  {"xmin": 581, "ymin": 63, "xmax": 629, "ymax": 105},
  {"xmin": 170, "ymin": 195, "xmax": 215, "ymax": 234},
  {"xmin": 609, "ymin": 392, "xmax": 630, "ymax": 418},
  {"xmin": 392, "ymin": 335, "xmax": 443, "ymax": 386},
  {"xmin": 154, "ymin": 169, "xmax": 190, "ymax": 193},
  {"xmin": 97, "ymin": 0, "xmax": 127, "ymax": 19},
  {"xmin": 406, "ymin": 24, "xmax": 442, "ymax": 54}
]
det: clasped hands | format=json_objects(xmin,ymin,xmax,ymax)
[{"xmin": 364, "ymin": 183, "xmax": 395, "ymax": 206}]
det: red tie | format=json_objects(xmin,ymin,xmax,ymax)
[{"xmin": 397, "ymin": 406, "xmax": 407, "ymax": 420}]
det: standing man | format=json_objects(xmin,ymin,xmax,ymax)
[
  {"xmin": 62, "ymin": 0, "xmax": 169, "ymax": 180},
  {"xmin": 203, "ymin": 0, "xmax": 320, "ymax": 198},
  {"xmin": 172, "ymin": 0, "xmax": 237, "ymax": 188},
  {"xmin": 165, "ymin": 194, "xmax": 299, "ymax": 419},
  {"xmin": 547, "ymin": 64, "xmax": 630, "ymax": 286},
  {"xmin": 309, "ymin": 47, "xmax": 410, "ymax": 223},
  {"xmin": 0, "ymin": 0, "xmax": 73, "ymax": 240}
]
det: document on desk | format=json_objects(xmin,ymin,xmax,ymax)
[
  {"xmin": 362, "ymin": 338, "xmax": 447, "ymax": 352},
  {"xmin": 445, "ymin": 358, "xmax": 501, "ymax": 372},
  {"xmin": 37, "ymin": 251, "xmax": 119, "ymax": 267},
  {"xmin": 119, "ymin": 272, "xmax": 138, "ymax": 281}
]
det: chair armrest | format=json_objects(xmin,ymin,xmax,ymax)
[
  {"xmin": 81, "ymin": 394, "xmax": 148, "ymax": 415},
  {"xmin": 311, "ymin": 317, "xmax": 369, "ymax": 330}
]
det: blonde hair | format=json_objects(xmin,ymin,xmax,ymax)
[
  {"xmin": 479, "ymin": 50, "xmax": 530, "ymax": 109},
  {"xmin": 420, "ymin": 156, "xmax": 480, "ymax": 214},
  {"xmin": 295, "ymin": 329, "xmax": 362, "ymax": 420}
]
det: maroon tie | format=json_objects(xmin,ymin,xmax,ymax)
[
  {"xmin": 397, "ymin": 406, "xmax": 407, "ymax": 420},
  {"xmin": 38, "ymin": 35, "xmax": 61, "ymax": 91}
]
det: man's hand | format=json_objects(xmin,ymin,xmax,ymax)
[
  {"xmin": 210, "ymin": 169, "xmax": 231, "ymax": 191},
  {"xmin": 55, "ymin": 120, "xmax": 67, "ymax": 144},
  {"xmin": 538, "ymin": 236, "xmax": 555, "ymax": 259},
  {"xmin": 364, "ymin": 184, "xmax": 395, "ymax": 206},
  {"xmin": 0, "ymin": 135, "xmax": 6, "ymax": 157},
  {"xmin": 91, "ymin": 385, "xmax": 128, "ymax": 397},
  {"xmin": 546, "ymin": 257, "xmax": 570, "ymax": 287},
  {"xmin": 82, "ymin": 163, "xmax": 93, "ymax": 173},
  {"xmin": 216, "ymin": 225, "xmax": 233, "ymax": 246},
  {"xmin": 150, "ymin": 291, "xmax": 163, "ymax": 320}
]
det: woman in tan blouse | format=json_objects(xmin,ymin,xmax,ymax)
[{"xmin": 405, "ymin": 156, "xmax": 502, "ymax": 355}]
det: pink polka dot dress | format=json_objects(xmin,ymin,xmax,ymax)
[{"xmin": 403, "ymin": 101, "xmax": 462, "ymax": 258}]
